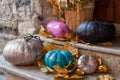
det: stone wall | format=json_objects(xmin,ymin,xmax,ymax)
[
  {"xmin": 0, "ymin": 0, "xmax": 57, "ymax": 54},
  {"xmin": 0, "ymin": 0, "xmax": 57, "ymax": 35}
]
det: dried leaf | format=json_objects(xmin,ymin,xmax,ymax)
[
  {"xmin": 97, "ymin": 74, "xmax": 116, "ymax": 80},
  {"xmin": 63, "ymin": 42, "xmax": 79, "ymax": 57},
  {"xmin": 97, "ymin": 42, "xmax": 112, "ymax": 46},
  {"xmin": 98, "ymin": 57, "xmax": 102, "ymax": 65},
  {"xmin": 75, "ymin": 69, "xmax": 85, "ymax": 75},
  {"xmin": 43, "ymin": 42, "xmax": 63, "ymax": 52},
  {"xmin": 70, "ymin": 74, "xmax": 84, "ymax": 79},
  {"xmin": 54, "ymin": 37, "xmax": 66, "ymax": 41},
  {"xmin": 97, "ymin": 65, "xmax": 108, "ymax": 73},
  {"xmin": 60, "ymin": 17, "xmax": 65, "ymax": 22},
  {"xmin": 47, "ymin": 0, "xmax": 59, "ymax": 15},
  {"xmin": 63, "ymin": 75, "xmax": 70, "ymax": 79},
  {"xmin": 41, "ymin": 67, "xmax": 49, "ymax": 73},
  {"xmin": 54, "ymin": 74, "xmax": 84, "ymax": 79},
  {"xmin": 65, "ymin": 33, "xmax": 79, "ymax": 42},
  {"xmin": 37, "ymin": 61, "xmax": 45, "ymax": 68},
  {"xmin": 53, "ymin": 65, "xmax": 69, "ymax": 74},
  {"xmin": 41, "ymin": 67, "xmax": 54, "ymax": 73},
  {"xmin": 65, "ymin": 33, "xmax": 73, "ymax": 40},
  {"xmin": 54, "ymin": 74, "xmax": 64, "ymax": 78},
  {"xmin": 64, "ymin": 59, "xmax": 77, "ymax": 73},
  {"xmin": 86, "ymin": 50, "xmax": 101, "ymax": 61},
  {"xmin": 79, "ymin": 39, "xmax": 87, "ymax": 43},
  {"xmin": 39, "ymin": 26, "xmax": 51, "ymax": 37},
  {"xmin": 53, "ymin": 6, "xmax": 59, "ymax": 15}
]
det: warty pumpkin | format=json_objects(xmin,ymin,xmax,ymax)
[
  {"xmin": 3, "ymin": 34, "xmax": 43, "ymax": 66},
  {"xmin": 44, "ymin": 49, "xmax": 74, "ymax": 69},
  {"xmin": 76, "ymin": 20, "xmax": 116, "ymax": 43}
]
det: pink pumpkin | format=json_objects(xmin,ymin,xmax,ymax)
[
  {"xmin": 78, "ymin": 55, "xmax": 98, "ymax": 74},
  {"xmin": 46, "ymin": 20, "xmax": 70, "ymax": 38}
]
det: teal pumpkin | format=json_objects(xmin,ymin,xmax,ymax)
[{"xmin": 44, "ymin": 49, "xmax": 74, "ymax": 68}]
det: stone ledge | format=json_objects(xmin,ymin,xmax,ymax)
[
  {"xmin": 0, "ymin": 55, "xmax": 120, "ymax": 80},
  {"xmin": 0, "ymin": 55, "xmax": 53, "ymax": 80},
  {"xmin": 38, "ymin": 35, "xmax": 120, "ymax": 56}
]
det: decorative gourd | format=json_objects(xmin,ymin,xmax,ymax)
[
  {"xmin": 44, "ymin": 49, "xmax": 74, "ymax": 68},
  {"xmin": 77, "ymin": 20, "xmax": 116, "ymax": 43},
  {"xmin": 46, "ymin": 20, "xmax": 70, "ymax": 38},
  {"xmin": 78, "ymin": 55, "xmax": 98, "ymax": 74},
  {"xmin": 3, "ymin": 35, "xmax": 43, "ymax": 66}
]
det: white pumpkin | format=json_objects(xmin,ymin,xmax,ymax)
[
  {"xmin": 78, "ymin": 55, "xmax": 98, "ymax": 74},
  {"xmin": 3, "ymin": 35, "xmax": 43, "ymax": 66}
]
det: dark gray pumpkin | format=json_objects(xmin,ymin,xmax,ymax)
[{"xmin": 76, "ymin": 20, "xmax": 116, "ymax": 43}]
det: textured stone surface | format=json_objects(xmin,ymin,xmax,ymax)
[
  {"xmin": 0, "ymin": 0, "xmax": 57, "ymax": 35},
  {"xmin": 0, "ymin": 74, "xmax": 6, "ymax": 80},
  {"xmin": 0, "ymin": 55, "xmax": 120, "ymax": 80},
  {"xmin": 114, "ymin": 23, "xmax": 120, "ymax": 37},
  {"xmin": 36, "ymin": 35, "xmax": 120, "ymax": 74},
  {"xmin": 79, "ymin": 50, "xmax": 120, "ymax": 75},
  {"xmin": 0, "ymin": 39, "xmax": 9, "ymax": 54}
]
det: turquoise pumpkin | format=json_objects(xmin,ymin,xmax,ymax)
[{"xmin": 44, "ymin": 49, "xmax": 74, "ymax": 68}]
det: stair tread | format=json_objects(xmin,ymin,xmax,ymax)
[
  {"xmin": 39, "ymin": 35, "xmax": 120, "ymax": 56},
  {"xmin": 0, "ymin": 55, "xmax": 120, "ymax": 80}
]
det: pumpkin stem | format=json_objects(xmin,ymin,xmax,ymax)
[
  {"xmin": 33, "ymin": 35, "xmax": 43, "ymax": 46},
  {"xmin": 24, "ymin": 34, "xmax": 33, "ymax": 42},
  {"xmin": 24, "ymin": 34, "xmax": 43, "ymax": 46}
]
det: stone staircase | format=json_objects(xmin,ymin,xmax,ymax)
[{"xmin": 0, "ymin": 35, "xmax": 120, "ymax": 80}]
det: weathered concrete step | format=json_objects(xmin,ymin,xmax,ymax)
[
  {"xmin": 0, "ymin": 55, "xmax": 120, "ymax": 80},
  {"xmin": 39, "ymin": 35, "xmax": 120, "ymax": 56},
  {"xmin": 0, "ymin": 73, "xmax": 6, "ymax": 80},
  {"xmin": 38, "ymin": 35, "xmax": 120, "ymax": 74}
]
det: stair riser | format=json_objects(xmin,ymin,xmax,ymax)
[
  {"xmin": 79, "ymin": 49, "xmax": 120, "ymax": 75},
  {"xmin": 114, "ymin": 23, "xmax": 120, "ymax": 37},
  {"xmin": 4, "ymin": 71, "xmax": 27, "ymax": 80}
]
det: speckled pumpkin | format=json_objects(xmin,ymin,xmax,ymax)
[
  {"xmin": 78, "ymin": 55, "xmax": 98, "ymax": 74},
  {"xmin": 44, "ymin": 49, "xmax": 74, "ymax": 68},
  {"xmin": 3, "ymin": 35, "xmax": 43, "ymax": 66}
]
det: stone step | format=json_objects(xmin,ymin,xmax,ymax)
[
  {"xmin": 0, "ymin": 55, "xmax": 120, "ymax": 80},
  {"xmin": 0, "ymin": 73, "xmax": 6, "ymax": 80},
  {"xmin": 0, "ymin": 35, "xmax": 120, "ymax": 80},
  {"xmin": 38, "ymin": 35, "xmax": 120, "ymax": 75}
]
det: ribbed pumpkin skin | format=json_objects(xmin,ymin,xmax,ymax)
[
  {"xmin": 78, "ymin": 55, "xmax": 98, "ymax": 74},
  {"xmin": 44, "ymin": 49, "xmax": 74, "ymax": 68},
  {"xmin": 3, "ymin": 38, "xmax": 43, "ymax": 66},
  {"xmin": 77, "ymin": 20, "xmax": 116, "ymax": 43}
]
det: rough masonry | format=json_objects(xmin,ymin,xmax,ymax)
[{"xmin": 0, "ymin": 0, "xmax": 57, "ymax": 35}]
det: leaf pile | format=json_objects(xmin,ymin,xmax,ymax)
[
  {"xmin": 86, "ymin": 50, "xmax": 108, "ymax": 73},
  {"xmin": 97, "ymin": 74, "xmax": 116, "ymax": 80},
  {"xmin": 53, "ymin": 59, "xmax": 84, "ymax": 79},
  {"xmin": 35, "ymin": 41, "xmax": 115, "ymax": 80},
  {"xmin": 42, "ymin": 42, "xmax": 79, "ymax": 57}
]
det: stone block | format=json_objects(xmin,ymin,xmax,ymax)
[{"xmin": 0, "ymin": 0, "xmax": 57, "ymax": 35}]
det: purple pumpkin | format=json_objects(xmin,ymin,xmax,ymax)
[{"xmin": 46, "ymin": 20, "xmax": 70, "ymax": 38}]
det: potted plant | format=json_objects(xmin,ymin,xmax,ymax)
[{"xmin": 48, "ymin": 0, "xmax": 95, "ymax": 32}]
